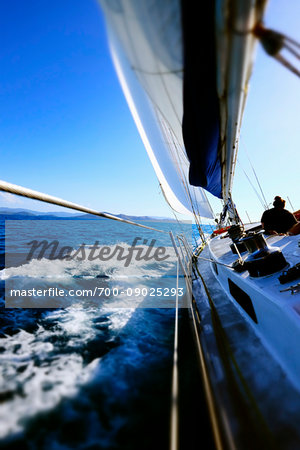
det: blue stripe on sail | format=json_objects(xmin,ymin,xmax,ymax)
[{"xmin": 181, "ymin": 0, "xmax": 222, "ymax": 199}]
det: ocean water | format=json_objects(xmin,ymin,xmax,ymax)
[{"xmin": 0, "ymin": 218, "xmax": 211, "ymax": 449}]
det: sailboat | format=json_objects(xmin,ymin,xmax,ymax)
[
  {"xmin": 0, "ymin": 0, "xmax": 299, "ymax": 449},
  {"xmin": 96, "ymin": 1, "xmax": 300, "ymax": 450}
]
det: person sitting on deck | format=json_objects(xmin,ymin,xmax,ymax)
[{"xmin": 261, "ymin": 196, "xmax": 300, "ymax": 235}]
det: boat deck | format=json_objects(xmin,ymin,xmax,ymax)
[
  {"xmin": 192, "ymin": 233, "xmax": 300, "ymax": 449},
  {"xmin": 209, "ymin": 233, "xmax": 300, "ymax": 324}
]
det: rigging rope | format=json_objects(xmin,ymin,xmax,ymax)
[
  {"xmin": 253, "ymin": 23, "xmax": 300, "ymax": 78},
  {"xmin": 240, "ymin": 137, "xmax": 269, "ymax": 210},
  {"xmin": 0, "ymin": 179, "xmax": 170, "ymax": 234},
  {"xmin": 237, "ymin": 160, "xmax": 267, "ymax": 210}
]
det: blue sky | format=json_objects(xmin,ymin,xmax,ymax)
[{"xmin": 0, "ymin": 0, "xmax": 299, "ymax": 222}]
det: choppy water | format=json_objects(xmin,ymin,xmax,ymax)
[{"xmin": 0, "ymin": 218, "xmax": 210, "ymax": 449}]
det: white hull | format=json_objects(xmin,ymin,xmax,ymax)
[
  {"xmin": 191, "ymin": 231, "xmax": 300, "ymax": 448},
  {"xmin": 208, "ymin": 233, "xmax": 300, "ymax": 390}
]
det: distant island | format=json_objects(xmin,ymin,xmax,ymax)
[{"xmin": 0, "ymin": 207, "xmax": 176, "ymax": 222}]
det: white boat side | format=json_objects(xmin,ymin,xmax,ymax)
[{"xmin": 208, "ymin": 232, "xmax": 300, "ymax": 391}]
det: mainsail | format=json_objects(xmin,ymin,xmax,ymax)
[
  {"xmin": 99, "ymin": 0, "xmax": 214, "ymax": 218},
  {"xmin": 99, "ymin": 0, "xmax": 267, "ymax": 217}
]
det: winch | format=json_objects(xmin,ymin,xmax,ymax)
[
  {"xmin": 240, "ymin": 231, "xmax": 287, "ymax": 277},
  {"xmin": 228, "ymin": 224, "xmax": 248, "ymax": 255}
]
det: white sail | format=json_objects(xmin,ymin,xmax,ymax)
[{"xmin": 99, "ymin": 0, "xmax": 214, "ymax": 218}]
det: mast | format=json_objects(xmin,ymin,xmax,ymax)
[{"xmin": 215, "ymin": 1, "xmax": 268, "ymax": 204}]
